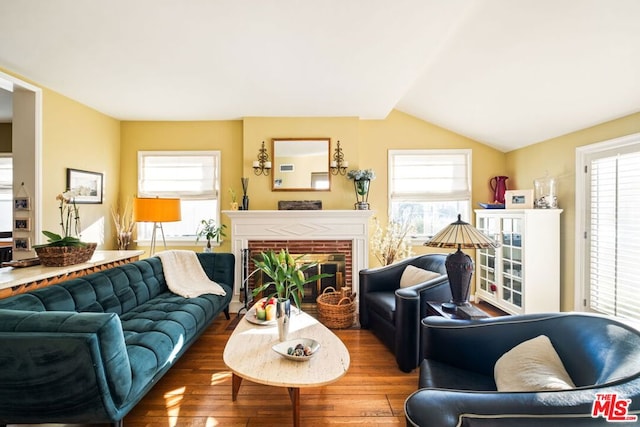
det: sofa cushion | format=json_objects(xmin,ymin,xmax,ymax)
[
  {"xmin": 400, "ymin": 265, "xmax": 442, "ymax": 288},
  {"xmin": 494, "ymin": 334, "xmax": 575, "ymax": 392}
]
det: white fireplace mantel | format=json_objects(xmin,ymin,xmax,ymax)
[{"xmin": 223, "ymin": 210, "xmax": 374, "ymax": 312}]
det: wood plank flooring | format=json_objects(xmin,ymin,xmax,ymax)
[{"xmin": 10, "ymin": 301, "xmax": 504, "ymax": 427}]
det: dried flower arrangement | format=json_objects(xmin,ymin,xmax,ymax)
[
  {"xmin": 111, "ymin": 198, "xmax": 136, "ymax": 250},
  {"xmin": 370, "ymin": 216, "xmax": 414, "ymax": 266}
]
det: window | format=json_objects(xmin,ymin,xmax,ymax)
[
  {"xmin": 137, "ymin": 151, "xmax": 220, "ymax": 242},
  {"xmin": 0, "ymin": 156, "xmax": 12, "ymax": 231},
  {"xmin": 388, "ymin": 149, "xmax": 471, "ymax": 240},
  {"xmin": 578, "ymin": 136, "xmax": 640, "ymax": 321}
]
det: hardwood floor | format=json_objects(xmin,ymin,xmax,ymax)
[
  {"xmin": 123, "ymin": 314, "xmax": 415, "ymax": 426},
  {"xmin": 11, "ymin": 301, "xmax": 504, "ymax": 427}
]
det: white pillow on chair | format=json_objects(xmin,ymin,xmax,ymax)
[
  {"xmin": 494, "ymin": 334, "xmax": 575, "ymax": 392},
  {"xmin": 400, "ymin": 265, "xmax": 442, "ymax": 288}
]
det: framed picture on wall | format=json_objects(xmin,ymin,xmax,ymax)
[
  {"xmin": 13, "ymin": 237, "xmax": 31, "ymax": 251},
  {"xmin": 66, "ymin": 168, "xmax": 103, "ymax": 204},
  {"xmin": 14, "ymin": 217, "xmax": 31, "ymax": 231},
  {"xmin": 13, "ymin": 197, "xmax": 31, "ymax": 211}
]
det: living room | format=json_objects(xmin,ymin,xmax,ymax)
[{"xmin": 1, "ymin": 1, "xmax": 640, "ymax": 426}]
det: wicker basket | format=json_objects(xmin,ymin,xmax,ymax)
[
  {"xmin": 316, "ymin": 287, "xmax": 356, "ymax": 329},
  {"xmin": 34, "ymin": 242, "xmax": 97, "ymax": 267}
]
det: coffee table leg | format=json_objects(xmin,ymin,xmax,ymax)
[
  {"xmin": 232, "ymin": 373, "xmax": 243, "ymax": 401},
  {"xmin": 287, "ymin": 387, "xmax": 300, "ymax": 427}
]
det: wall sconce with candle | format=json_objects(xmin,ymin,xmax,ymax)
[
  {"xmin": 253, "ymin": 141, "xmax": 272, "ymax": 176},
  {"xmin": 329, "ymin": 140, "xmax": 349, "ymax": 175}
]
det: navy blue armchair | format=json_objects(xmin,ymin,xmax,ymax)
[{"xmin": 405, "ymin": 312, "xmax": 640, "ymax": 426}]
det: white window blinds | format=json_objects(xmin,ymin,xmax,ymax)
[
  {"xmin": 138, "ymin": 151, "xmax": 219, "ymax": 199},
  {"xmin": 588, "ymin": 148, "xmax": 640, "ymax": 320},
  {"xmin": 0, "ymin": 157, "xmax": 11, "ymax": 191},
  {"xmin": 389, "ymin": 150, "xmax": 470, "ymax": 201}
]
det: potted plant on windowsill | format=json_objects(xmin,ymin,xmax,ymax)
[
  {"xmin": 33, "ymin": 190, "xmax": 97, "ymax": 266},
  {"xmin": 195, "ymin": 219, "xmax": 227, "ymax": 252},
  {"xmin": 251, "ymin": 248, "xmax": 331, "ymax": 341}
]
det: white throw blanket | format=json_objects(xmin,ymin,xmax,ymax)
[{"xmin": 156, "ymin": 250, "xmax": 227, "ymax": 298}]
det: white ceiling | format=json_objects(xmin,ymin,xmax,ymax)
[{"xmin": 0, "ymin": 0, "xmax": 639, "ymax": 152}]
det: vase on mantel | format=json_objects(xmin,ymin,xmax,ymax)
[{"xmin": 354, "ymin": 179, "xmax": 370, "ymax": 210}]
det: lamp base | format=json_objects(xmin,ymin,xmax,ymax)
[{"xmin": 445, "ymin": 248, "xmax": 475, "ymax": 306}]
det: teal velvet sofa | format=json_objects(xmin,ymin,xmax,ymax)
[{"xmin": 0, "ymin": 252, "xmax": 234, "ymax": 427}]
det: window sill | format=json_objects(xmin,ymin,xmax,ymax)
[{"xmin": 136, "ymin": 239, "xmax": 223, "ymax": 247}]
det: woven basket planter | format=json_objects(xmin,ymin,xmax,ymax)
[
  {"xmin": 35, "ymin": 242, "xmax": 97, "ymax": 267},
  {"xmin": 316, "ymin": 287, "xmax": 356, "ymax": 329}
]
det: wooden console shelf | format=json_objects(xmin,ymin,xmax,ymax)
[{"xmin": 0, "ymin": 250, "xmax": 145, "ymax": 299}]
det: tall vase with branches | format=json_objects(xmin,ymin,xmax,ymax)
[{"xmin": 111, "ymin": 198, "xmax": 136, "ymax": 250}]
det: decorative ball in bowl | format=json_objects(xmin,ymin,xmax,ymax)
[{"xmin": 272, "ymin": 338, "xmax": 320, "ymax": 362}]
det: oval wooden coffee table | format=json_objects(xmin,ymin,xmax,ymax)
[{"xmin": 223, "ymin": 309, "xmax": 350, "ymax": 426}]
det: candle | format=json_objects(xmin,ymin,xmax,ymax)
[
  {"xmin": 264, "ymin": 161, "xmax": 272, "ymax": 169},
  {"xmin": 330, "ymin": 161, "xmax": 337, "ymax": 168},
  {"xmin": 343, "ymin": 160, "xmax": 349, "ymax": 167},
  {"xmin": 252, "ymin": 161, "xmax": 260, "ymax": 168}
]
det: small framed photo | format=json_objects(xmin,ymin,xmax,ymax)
[
  {"xmin": 14, "ymin": 217, "xmax": 31, "ymax": 231},
  {"xmin": 505, "ymin": 189, "xmax": 534, "ymax": 209},
  {"xmin": 13, "ymin": 237, "xmax": 31, "ymax": 251},
  {"xmin": 67, "ymin": 168, "xmax": 104, "ymax": 204},
  {"xmin": 14, "ymin": 197, "xmax": 31, "ymax": 211}
]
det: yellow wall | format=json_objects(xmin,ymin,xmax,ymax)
[
  {"xmin": 120, "ymin": 120, "xmax": 244, "ymax": 254},
  {"xmin": 506, "ymin": 112, "xmax": 640, "ymax": 310},
  {"xmin": 41, "ymin": 89, "xmax": 121, "ymax": 248},
  {"xmin": 0, "ymin": 123, "xmax": 11, "ymax": 152},
  {"xmin": 242, "ymin": 117, "xmax": 360, "ymax": 210}
]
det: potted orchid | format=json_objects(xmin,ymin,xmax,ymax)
[{"xmin": 33, "ymin": 190, "xmax": 97, "ymax": 266}]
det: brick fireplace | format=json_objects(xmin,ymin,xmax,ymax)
[
  {"xmin": 247, "ymin": 240, "xmax": 350, "ymax": 303},
  {"xmin": 223, "ymin": 210, "xmax": 373, "ymax": 313}
]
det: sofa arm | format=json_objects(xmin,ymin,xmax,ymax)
[
  {"xmin": 0, "ymin": 309, "xmax": 131, "ymax": 424},
  {"xmin": 405, "ymin": 385, "xmax": 639, "ymax": 427},
  {"xmin": 393, "ymin": 276, "xmax": 449, "ymax": 372},
  {"xmin": 197, "ymin": 252, "xmax": 235, "ymax": 287}
]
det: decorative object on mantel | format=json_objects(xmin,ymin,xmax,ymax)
[
  {"xmin": 251, "ymin": 249, "xmax": 332, "ymax": 341},
  {"xmin": 111, "ymin": 197, "xmax": 136, "ymax": 250},
  {"xmin": 240, "ymin": 177, "xmax": 249, "ymax": 210},
  {"xmin": 371, "ymin": 214, "xmax": 414, "ymax": 266},
  {"xmin": 347, "ymin": 168, "xmax": 375, "ymax": 210},
  {"xmin": 277, "ymin": 200, "xmax": 322, "ymax": 210},
  {"xmin": 329, "ymin": 140, "xmax": 349, "ymax": 175},
  {"xmin": 34, "ymin": 190, "xmax": 97, "ymax": 267},
  {"xmin": 228, "ymin": 188, "xmax": 239, "ymax": 210},
  {"xmin": 253, "ymin": 141, "xmax": 272, "ymax": 176},
  {"xmin": 195, "ymin": 219, "xmax": 227, "ymax": 252},
  {"xmin": 424, "ymin": 214, "xmax": 500, "ymax": 310}
]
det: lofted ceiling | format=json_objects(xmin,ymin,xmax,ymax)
[{"xmin": 0, "ymin": 0, "xmax": 639, "ymax": 152}]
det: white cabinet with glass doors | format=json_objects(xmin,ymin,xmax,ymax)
[{"xmin": 474, "ymin": 209, "xmax": 562, "ymax": 315}]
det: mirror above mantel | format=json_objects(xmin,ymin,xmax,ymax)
[{"xmin": 272, "ymin": 138, "xmax": 330, "ymax": 191}]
